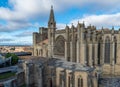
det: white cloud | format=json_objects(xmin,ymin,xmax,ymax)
[
  {"xmin": 0, "ymin": 0, "xmax": 120, "ymax": 45},
  {"xmin": 0, "ymin": 21, "xmax": 33, "ymax": 32},
  {"xmin": 0, "ymin": 0, "xmax": 54, "ymax": 32},
  {"xmin": 0, "ymin": 0, "xmax": 120, "ymax": 22},
  {"xmin": 0, "ymin": 34, "xmax": 32, "ymax": 45},
  {"xmin": 70, "ymin": 13, "xmax": 120, "ymax": 28},
  {"xmin": 2, "ymin": 0, "xmax": 53, "ymax": 21},
  {"xmin": 57, "ymin": 23, "xmax": 66, "ymax": 29},
  {"xmin": 15, "ymin": 31, "xmax": 33, "ymax": 37},
  {"xmin": 57, "ymin": 13, "xmax": 120, "ymax": 29}
]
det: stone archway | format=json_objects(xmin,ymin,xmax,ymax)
[{"xmin": 54, "ymin": 35, "xmax": 65, "ymax": 57}]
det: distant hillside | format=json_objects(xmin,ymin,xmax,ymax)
[{"xmin": 0, "ymin": 45, "xmax": 32, "ymax": 47}]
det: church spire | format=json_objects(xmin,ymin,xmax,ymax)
[{"xmin": 48, "ymin": 5, "xmax": 55, "ymax": 24}]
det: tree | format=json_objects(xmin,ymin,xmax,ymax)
[
  {"xmin": 5, "ymin": 53, "xmax": 11, "ymax": 58},
  {"xmin": 11, "ymin": 53, "xmax": 19, "ymax": 65},
  {"xmin": 5, "ymin": 53, "xmax": 19, "ymax": 65}
]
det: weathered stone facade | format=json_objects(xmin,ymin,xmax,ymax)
[{"xmin": 33, "ymin": 6, "xmax": 120, "ymax": 87}]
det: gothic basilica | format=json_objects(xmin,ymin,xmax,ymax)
[{"xmin": 24, "ymin": 6, "xmax": 120, "ymax": 87}]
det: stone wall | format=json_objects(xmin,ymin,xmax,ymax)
[{"xmin": 0, "ymin": 71, "xmax": 25, "ymax": 87}]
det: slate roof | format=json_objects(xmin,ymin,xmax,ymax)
[
  {"xmin": 48, "ymin": 58, "xmax": 94, "ymax": 72},
  {"xmin": 24, "ymin": 57, "xmax": 94, "ymax": 72}
]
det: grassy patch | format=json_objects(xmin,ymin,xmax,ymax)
[
  {"xmin": 0, "ymin": 72, "xmax": 16, "ymax": 80},
  {"xmin": 20, "ymin": 84, "xmax": 26, "ymax": 87}
]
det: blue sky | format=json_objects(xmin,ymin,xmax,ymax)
[{"xmin": 0, "ymin": 0, "xmax": 120, "ymax": 45}]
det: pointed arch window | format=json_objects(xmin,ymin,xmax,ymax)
[
  {"xmin": 98, "ymin": 42, "xmax": 101, "ymax": 65},
  {"xmin": 60, "ymin": 73, "xmax": 65, "ymax": 87},
  {"xmin": 77, "ymin": 76, "xmax": 83, "ymax": 87},
  {"xmin": 86, "ymin": 44, "xmax": 89, "ymax": 66},
  {"xmin": 54, "ymin": 35, "xmax": 65, "ymax": 56},
  {"xmin": 92, "ymin": 45, "xmax": 95, "ymax": 66},
  {"xmin": 114, "ymin": 37, "xmax": 117, "ymax": 64},
  {"xmin": 98, "ymin": 37, "xmax": 102, "ymax": 65},
  {"xmin": 68, "ymin": 76, "xmax": 71, "ymax": 87},
  {"xmin": 104, "ymin": 37, "xmax": 110, "ymax": 63},
  {"xmin": 49, "ymin": 78, "xmax": 52, "ymax": 87},
  {"xmin": 36, "ymin": 49, "xmax": 38, "ymax": 56},
  {"xmin": 78, "ymin": 78, "xmax": 81, "ymax": 87}
]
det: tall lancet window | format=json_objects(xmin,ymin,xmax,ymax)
[
  {"xmin": 77, "ymin": 76, "xmax": 83, "ymax": 87},
  {"xmin": 49, "ymin": 78, "xmax": 52, "ymax": 87},
  {"xmin": 98, "ymin": 42, "xmax": 101, "ymax": 65},
  {"xmin": 98, "ymin": 37, "xmax": 102, "ymax": 65},
  {"xmin": 86, "ymin": 44, "xmax": 89, "ymax": 66},
  {"xmin": 60, "ymin": 73, "xmax": 65, "ymax": 87},
  {"xmin": 92, "ymin": 45, "xmax": 95, "ymax": 66},
  {"xmin": 104, "ymin": 37, "xmax": 110, "ymax": 63},
  {"xmin": 114, "ymin": 37, "xmax": 117, "ymax": 64}
]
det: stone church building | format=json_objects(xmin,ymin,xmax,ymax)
[{"xmin": 31, "ymin": 6, "xmax": 120, "ymax": 87}]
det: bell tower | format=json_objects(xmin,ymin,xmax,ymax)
[{"xmin": 48, "ymin": 6, "xmax": 56, "ymax": 58}]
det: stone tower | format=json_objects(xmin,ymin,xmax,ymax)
[{"xmin": 48, "ymin": 6, "xmax": 56, "ymax": 57}]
